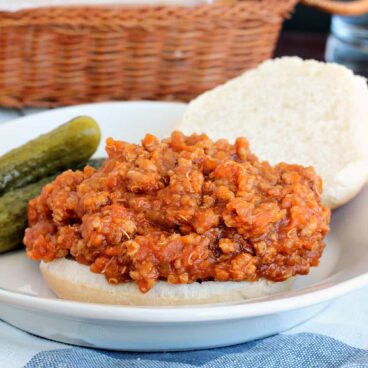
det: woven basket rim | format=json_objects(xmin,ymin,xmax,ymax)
[{"xmin": 0, "ymin": 1, "xmax": 298, "ymax": 28}]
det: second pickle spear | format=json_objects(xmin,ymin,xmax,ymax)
[
  {"xmin": 0, "ymin": 177, "xmax": 52, "ymax": 254},
  {"xmin": 0, "ymin": 116, "xmax": 101, "ymax": 196},
  {"xmin": 0, "ymin": 158, "xmax": 105, "ymax": 254}
]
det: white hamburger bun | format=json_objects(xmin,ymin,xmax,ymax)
[
  {"xmin": 40, "ymin": 259, "xmax": 294, "ymax": 306},
  {"xmin": 177, "ymin": 57, "xmax": 368, "ymax": 209}
]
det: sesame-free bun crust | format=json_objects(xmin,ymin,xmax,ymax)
[
  {"xmin": 40, "ymin": 259, "xmax": 294, "ymax": 306},
  {"xmin": 177, "ymin": 57, "xmax": 368, "ymax": 209}
]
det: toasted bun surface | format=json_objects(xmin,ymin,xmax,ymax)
[
  {"xmin": 177, "ymin": 57, "xmax": 368, "ymax": 209},
  {"xmin": 40, "ymin": 259, "xmax": 294, "ymax": 306}
]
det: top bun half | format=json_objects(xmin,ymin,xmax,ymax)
[{"xmin": 178, "ymin": 57, "xmax": 368, "ymax": 208}]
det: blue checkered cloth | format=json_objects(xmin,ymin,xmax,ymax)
[{"xmin": 1, "ymin": 286, "xmax": 367, "ymax": 368}]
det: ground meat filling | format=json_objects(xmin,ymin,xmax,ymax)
[{"xmin": 24, "ymin": 132, "xmax": 331, "ymax": 293}]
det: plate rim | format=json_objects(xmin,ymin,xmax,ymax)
[
  {"xmin": 0, "ymin": 270, "xmax": 367, "ymax": 323},
  {"xmin": 0, "ymin": 100, "xmax": 187, "ymax": 131},
  {"xmin": 1, "ymin": 101, "xmax": 367, "ymax": 324}
]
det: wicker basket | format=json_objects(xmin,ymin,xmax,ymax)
[{"xmin": 0, "ymin": 0, "xmax": 367, "ymax": 108}]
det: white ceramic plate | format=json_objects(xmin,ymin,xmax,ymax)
[{"xmin": 0, "ymin": 101, "xmax": 367, "ymax": 351}]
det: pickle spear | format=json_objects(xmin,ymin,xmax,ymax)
[
  {"xmin": 0, "ymin": 159, "xmax": 104, "ymax": 254},
  {"xmin": 0, "ymin": 177, "xmax": 51, "ymax": 254},
  {"xmin": 0, "ymin": 116, "xmax": 101, "ymax": 196}
]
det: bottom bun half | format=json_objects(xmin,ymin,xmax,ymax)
[{"xmin": 40, "ymin": 259, "xmax": 294, "ymax": 306}]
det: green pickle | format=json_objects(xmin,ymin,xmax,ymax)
[
  {"xmin": 0, "ymin": 116, "xmax": 101, "ymax": 196},
  {"xmin": 0, "ymin": 159, "xmax": 104, "ymax": 254},
  {"xmin": 0, "ymin": 177, "xmax": 52, "ymax": 254}
]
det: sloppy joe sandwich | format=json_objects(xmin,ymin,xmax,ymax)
[{"xmin": 24, "ymin": 132, "xmax": 330, "ymax": 305}]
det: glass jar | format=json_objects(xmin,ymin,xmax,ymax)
[{"xmin": 326, "ymin": 13, "xmax": 368, "ymax": 76}]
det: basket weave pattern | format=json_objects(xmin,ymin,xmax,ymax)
[{"xmin": 0, "ymin": 1, "xmax": 297, "ymax": 108}]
